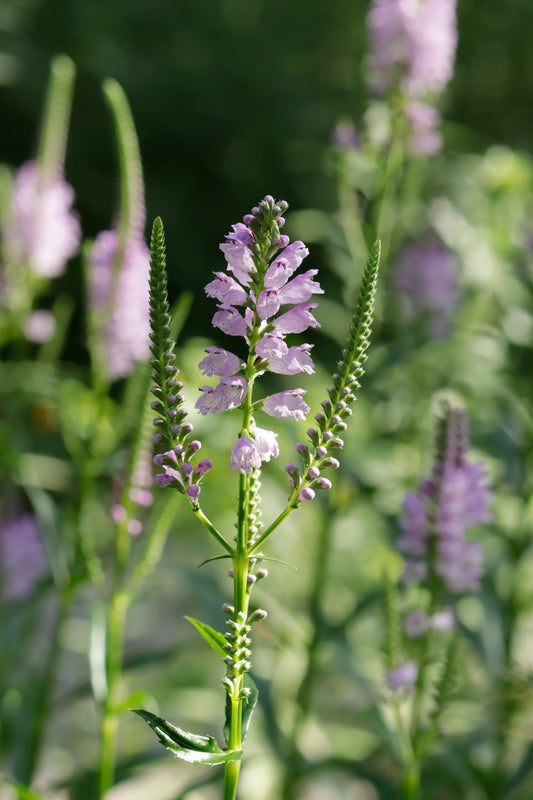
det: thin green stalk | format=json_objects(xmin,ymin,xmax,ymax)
[
  {"xmin": 403, "ymin": 762, "xmax": 421, "ymax": 800},
  {"xmin": 193, "ymin": 506, "xmax": 234, "ymax": 554},
  {"xmin": 13, "ymin": 587, "xmax": 73, "ymax": 785},
  {"xmin": 375, "ymin": 128, "xmax": 405, "ymax": 265},
  {"xmin": 98, "ymin": 589, "xmax": 129, "ymax": 799},
  {"xmin": 280, "ymin": 502, "xmax": 335, "ymax": 800}
]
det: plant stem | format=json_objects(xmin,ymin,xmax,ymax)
[
  {"xmin": 403, "ymin": 762, "xmax": 421, "ymax": 800},
  {"xmin": 281, "ymin": 503, "xmax": 334, "ymax": 800},
  {"xmin": 98, "ymin": 589, "xmax": 129, "ymax": 799}
]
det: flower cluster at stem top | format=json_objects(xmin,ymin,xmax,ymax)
[{"xmin": 196, "ymin": 194, "xmax": 323, "ymax": 474}]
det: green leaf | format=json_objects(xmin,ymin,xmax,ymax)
[
  {"xmin": 185, "ymin": 616, "xmax": 227, "ymax": 659},
  {"xmin": 241, "ymin": 674, "xmax": 259, "ymax": 740},
  {"xmin": 133, "ymin": 709, "xmax": 241, "ymax": 765},
  {"xmin": 196, "ymin": 554, "xmax": 232, "ymax": 569},
  {"xmin": 254, "ymin": 555, "xmax": 297, "ymax": 570},
  {"xmin": 2, "ymin": 776, "xmax": 47, "ymax": 800},
  {"xmin": 224, "ymin": 674, "xmax": 259, "ymax": 746}
]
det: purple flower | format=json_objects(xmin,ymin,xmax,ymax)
[
  {"xmin": 219, "ymin": 223, "xmax": 255, "ymax": 284},
  {"xmin": 198, "ymin": 346, "xmax": 242, "ymax": 377},
  {"xmin": 406, "ymin": 100, "xmax": 443, "ymax": 155},
  {"xmin": 23, "ymin": 309, "xmax": 56, "ymax": 343},
  {"xmin": 88, "ymin": 230, "xmax": 150, "ymax": 380},
  {"xmin": 367, "ymin": 0, "xmax": 457, "ymax": 98},
  {"xmin": 195, "ymin": 377, "xmax": 247, "ymax": 415},
  {"xmin": 274, "ymin": 303, "xmax": 320, "ymax": 335},
  {"xmin": 253, "ymin": 426, "xmax": 280, "ymax": 463},
  {"xmin": 255, "ymin": 334, "xmax": 315, "ymax": 375},
  {"xmin": 392, "ymin": 236, "xmax": 458, "ymax": 336},
  {"xmin": 212, "ymin": 304, "xmax": 249, "ymax": 337},
  {"xmin": 231, "ymin": 434, "xmax": 262, "ymax": 474},
  {"xmin": 278, "ymin": 269, "xmax": 324, "ymax": 305},
  {"xmin": 0, "ymin": 514, "xmax": 47, "ymax": 598},
  {"xmin": 332, "ymin": 120, "xmax": 360, "ymax": 149},
  {"xmin": 398, "ymin": 405, "xmax": 491, "ymax": 596},
  {"xmin": 205, "ymin": 272, "xmax": 248, "ymax": 305},
  {"xmin": 256, "ymin": 289, "xmax": 282, "ymax": 320},
  {"xmin": 387, "ymin": 661, "xmax": 418, "ymax": 692},
  {"xmin": 3, "ymin": 160, "xmax": 80, "ymax": 278},
  {"xmin": 262, "ymin": 389, "xmax": 310, "ymax": 422}
]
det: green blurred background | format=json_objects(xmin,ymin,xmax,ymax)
[
  {"xmin": 2, "ymin": 0, "xmax": 533, "ymax": 336},
  {"xmin": 2, "ymin": 2, "xmax": 533, "ymax": 798}
]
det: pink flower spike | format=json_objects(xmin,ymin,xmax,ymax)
[
  {"xmin": 212, "ymin": 304, "xmax": 249, "ymax": 337},
  {"xmin": 231, "ymin": 434, "xmax": 262, "ymax": 474},
  {"xmin": 274, "ymin": 303, "xmax": 320, "ymax": 335},
  {"xmin": 253, "ymin": 426, "xmax": 279, "ymax": 462},
  {"xmin": 198, "ymin": 346, "xmax": 242, "ymax": 377},
  {"xmin": 195, "ymin": 376, "xmax": 247, "ymax": 415},
  {"xmin": 262, "ymin": 389, "xmax": 310, "ymax": 422},
  {"xmin": 205, "ymin": 272, "xmax": 248, "ymax": 305},
  {"xmin": 299, "ymin": 487, "xmax": 315, "ymax": 502},
  {"xmin": 278, "ymin": 269, "xmax": 324, "ymax": 305},
  {"xmin": 6, "ymin": 161, "xmax": 81, "ymax": 278}
]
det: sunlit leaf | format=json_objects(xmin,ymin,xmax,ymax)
[
  {"xmin": 185, "ymin": 616, "xmax": 226, "ymax": 658},
  {"xmin": 133, "ymin": 709, "xmax": 241, "ymax": 765}
]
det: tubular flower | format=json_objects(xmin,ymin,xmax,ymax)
[
  {"xmin": 398, "ymin": 404, "xmax": 492, "ymax": 596},
  {"xmin": 199, "ymin": 196, "xmax": 323, "ymax": 472}
]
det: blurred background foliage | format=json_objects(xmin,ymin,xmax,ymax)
[
  {"xmin": 2, "ymin": 0, "xmax": 533, "ymax": 336},
  {"xmin": 1, "ymin": 1, "xmax": 533, "ymax": 799}
]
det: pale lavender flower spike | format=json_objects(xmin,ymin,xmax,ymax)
[
  {"xmin": 88, "ymin": 232, "xmax": 150, "ymax": 379},
  {"xmin": 87, "ymin": 80, "xmax": 150, "ymax": 381},
  {"xmin": 392, "ymin": 235, "xmax": 458, "ymax": 337},
  {"xmin": 4, "ymin": 161, "xmax": 81, "ymax": 279},
  {"xmin": 367, "ymin": 0, "xmax": 458, "ymax": 97},
  {"xmin": 398, "ymin": 404, "xmax": 492, "ymax": 596},
  {"xmin": 196, "ymin": 196, "xmax": 323, "ymax": 472}
]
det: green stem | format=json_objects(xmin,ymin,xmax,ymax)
[
  {"xmin": 98, "ymin": 590, "xmax": 129, "ymax": 799},
  {"xmin": 281, "ymin": 503, "xmax": 334, "ymax": 800},
  {"xmin": 193, "ymin": 505, "xmax": 234, "ymax": 554},
  {"xmin": 403, "ymin": 762, "xmax": 421, "ymax": 800},
  {"xmin": 375, "ymin": 127, "xmax": 405, "ymax": 266}
]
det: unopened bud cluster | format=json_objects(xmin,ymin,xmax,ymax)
[
  {"xmin": 287, "ymin": 242, "xmax": 380, "ymax": 504},
  {"xmin": 148, "ymin": 219, "xmax": 212, "ymax": 504}
]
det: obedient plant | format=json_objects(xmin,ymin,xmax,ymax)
[
  {"xmin": 135, "ymin": 200, "xmax": 380, "ymax": 798},
  {"xmin": 86, "ymin": 79, "xmax": 150, "ymax": 382},
  {"xmin": 366, "ymin": 0, "xmax": 458, "ymax": 155},
  {"xmin": 0, "ymin": 54, "xmax": 80, "ymax": 341},
  {"xmin": 384, "ymin": 403, "xmax": 492, "ymax": 799}
]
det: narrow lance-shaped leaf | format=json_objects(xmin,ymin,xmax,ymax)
[
  {"xmin": 185, "ymin": 616, "xmax": 227, "ymax": 659},
  {"xmin": 133, "ymin": 709, "xmax": 242, "ymax": 765}
]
